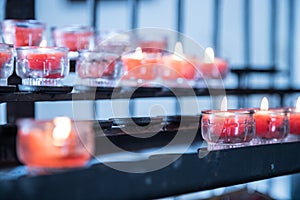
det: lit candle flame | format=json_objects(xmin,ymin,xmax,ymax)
[
  {"xmin": 260, "ymin": 97, "xmax": 269, "ymax": 111},
  {"xmin": 39, "ymin": 40, "xmax": 47, "ymax": 48},
  {"xmin": 172, "ymin": 41, "xmax": 184, "ymax": 61},
  {"xmin": 134, "ymin": 47, "xmax": 143, "ymax": 60},
  {"xmin": 204, "ymin": 47, "xmax": 215, "ymax": 64},
  {"xmin": 52, "ymin": 117, "xmax": 72, "ymax": 146},
  {"xmin": 220, "ymin": 96, "xmax": 228, "ymax": 111},
  {"xmin": 296, "ymin": 97, "xmax": 300, "ymax": 112}
]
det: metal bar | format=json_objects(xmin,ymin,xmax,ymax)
[
  {"xmin": 5, "ymin": 0, "xmax": 35, "ymax": 19},
  {"xmin": 212, "ymin": 0, "xmax": 221, "ymax": 56},
  {"xmin": 176, "ymin": 0, "xmax": 184, "ymax": 41},
  {"xmin": 6, "ymin": 102, "xmax": 35, "ymax": 124},
  {"xmin": 243, "ymin": 0, "xmax": 251, "ymax": 67},
  {"xmin": 270, "ymin": 0, "xmax": 277, "ymax": 69},
  {"xmin": 128, "ymin": 0, "xmax": 138, "ymax": 29},
  {"xmin": 287, "ymin": 0, "xmax": 295, "ymax": 88},
  {"xmin": 269, "ymin": 0, "xmax": 278, "ymax": 89},
  {"xmin": 176, "ymin": 0, "xmax": 184, "ymax": 33},
  {"xmin": 88, "ymin": 0, "xmax": 98, "ymax": 29}
]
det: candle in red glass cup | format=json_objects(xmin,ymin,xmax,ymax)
[
  {"xmin": 289, "ymin": 97, "xmax": 300, "ymax": 135},
  {"xmin": 198, "ymin": 47, "xmax": 229, "ymax": 79},
  {"xmin": 122, "ymin": 47, "xmax": 161, "ymax": 82},
  {"xmin": 0, "ymin": 43, "xmax": 14, "ymax": 86},
  {"xmin": 51, "ymin": 25, "xmax": 94, "ymax": 52},
  {"xmin": 161, "ymin": 42, "xmax": 196, "ymax": 81},
  {"xmin": 16, "ymin": 46, "xmax": 69, "ymax": 86},
  {"xmin": 201, "ymin": 97, "xmax": 255, "ymax": 148},
  {"xmin": 254, "ymin": 97, "xmax": 289, "ymax": 140},
  {"xmin": 1, "ymin": 19, "xmax": 45, "ymax": 47},
  {"xmin": 17, "ymin": 117, "xmax": 94, "ymax": 174}
]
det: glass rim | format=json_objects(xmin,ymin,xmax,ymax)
[
  {"xmin": 201, "ymin": 109, "xmax": 255, "ymax": 115},
  {"xmin": 78, "ymin": 49, "xmax": 121, "ymax": 57},
  {"xmin": 16, "ymin": 46, "xmax": 69, "ymax": 52},
  {"xmin": 1, "ymin": 19, "xmax": 46, "ymax": 28},
  {"xmin": 51, "ymin": 25, "xmax": 94, "ymax": 33},
  {"xmin": 0, "ymin": 43, "xmax": 14, "ymax": 49}
]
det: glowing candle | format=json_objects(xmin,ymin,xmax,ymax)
[
  {"xmin": 161, "ymin": 42, "xmax": 196, "ymax": 80},
  {"xmin": 17, "ymin": 117, "xmax": 94, "ymax": 174},
  {"xmin": 201, "ymin": 97, "xmax": 255, "ymax": 146},
  {"xmin": 254, "ymin": 97, "xmax": 288, "ymax": 140},
  {"xmin": 199, "ymin": 47, "xmax": 229, "ymax": 79},
  {"xmin": 289, "ymin": 97, "xmax": 300, "ymax": 134},
  {"xmin": 122, "ymin": 47, "xmax": 160, "ymax": 81}
]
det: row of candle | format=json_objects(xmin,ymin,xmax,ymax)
[
  {"xmin": 16, "ymin": 96, "xmax": 300, "ymax": 174},
  {"xmin": 0, "ymin": 42, "xmax": 228, "ymax": 87},
  {"xmin": 201, "ymin": 97, "xmax": 300, "ymax": 150},
  {"xmin": 0, "ymin": 19, "xmax": 229, "ymax": 87}
]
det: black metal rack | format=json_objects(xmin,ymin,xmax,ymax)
[
  {"xmin": 1, "ymin": 0, "xmax": 300, "ymax": 199},
  {"xmin": 1, "ymin": 138, "xmax": 300, "ymax": 200}
]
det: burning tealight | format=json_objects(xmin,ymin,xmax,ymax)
[
  {"xmin": 253, "ymin": 97, "xmax": 289, "ymax": 141},
  {"xmin": 198, "ymin": 47, "xmax": 229, "ymax": 79},
  {"xmin": 16, "ymin": 117, "xmax": 94, "ymax": 175},
  {"xmin": 201, "ymin": 97, "xmax": 255, "ymax": 150},
  {"xmin": 161, "ymin": 42, "xmax": 197, "ymax": 86},
  {"xmin": 289, "ymin": 97, "xmax": 300, "ymax": 135},
  {"xmin": 121, "ymin": 46, "xmax": 161, "ymax": 86}
]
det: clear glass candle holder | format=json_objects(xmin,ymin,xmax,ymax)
[
  {"xmin": 51, "ymin": 25, "xmax": 94, "ymax": 58},
  {"xmin": 0, "ymin": 43, "xmax": 14, "ymax": 86},
  {"xmin": 17, "ymin": 117, "xmax": 95, "ymax": 175},
  {"xmin": 16, "ymin": 46, "xmax": 69, "ymax": 86},
  {"xmin": 76, "ymin": 50, "xmax": 123, "ymax": 87},
  {"xmin": 253, "ymin": 108, "xmax": 289, "ymax": 143},
  {"xmin": 201, "ymin": 109, "xmax": 255, "ymax": 150},
  {"xmin": 0, "ymin": 19, "xmax": 46, "ymax": 47}
]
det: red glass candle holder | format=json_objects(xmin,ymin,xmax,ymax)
[
  {"xmin": 17, "ymin": 117, "xmax": 95, "ymax": 175},
  {"xmin": 289, "ymin": 108, "xmax": 300, "ymax": 135},
  {"xmin": 121, "ymin": 49, "xmax": 162, "ymax": 86},
  {"xmin": 51, "ymin": 25, "xmax": 94, "ymax": 58},
  {"xmin": 1, "ymin": 19, "xmax": 45, "ymax": 47},
  {"xmin": 160, "ymin": 53, "xmax": 198, "ymax": 87},
  {"xmin": 253, "ymin": 108, "xmax": 289, "ymax": 142},
  {"xmin": 198, "ymin": 58, "xmax": 229, "ymax": 79},
  {"xmin": 16, "ymin": 46, "xmax": 69, "ymax": 86},
  {"xmin": 0, "ymin": 43, "xmax": 14, "ymax": 85},
  {"xmin": 76, "ymin": 50, "xmax": 123, "ymax": 87},
  {"xmin": 201, "ymin": 109, "xmax": 255, "ymax": 150}
]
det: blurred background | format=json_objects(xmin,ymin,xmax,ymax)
[{"xmin": 1, "ymin": 0, "xmax": 300, "ymax": 199}]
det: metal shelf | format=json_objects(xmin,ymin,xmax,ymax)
[
  {"xmin": 1, "ymin": 87, "xmax": 300, "ymax": 103},
  {"xmin": 0, "ymin": 139, "xmax": 300, "ymax": 200}
]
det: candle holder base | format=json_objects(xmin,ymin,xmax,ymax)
[
  {"xmin": 76, "ymin": 78, "xmax": 119, "ymax": 88},
  {"xmin": 22, "ymin": 78, "xmax": 64, "ymax": 87},
  {"xmin": 207, "ymin": 142, "xmax": 251, "ymax": 151}
]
